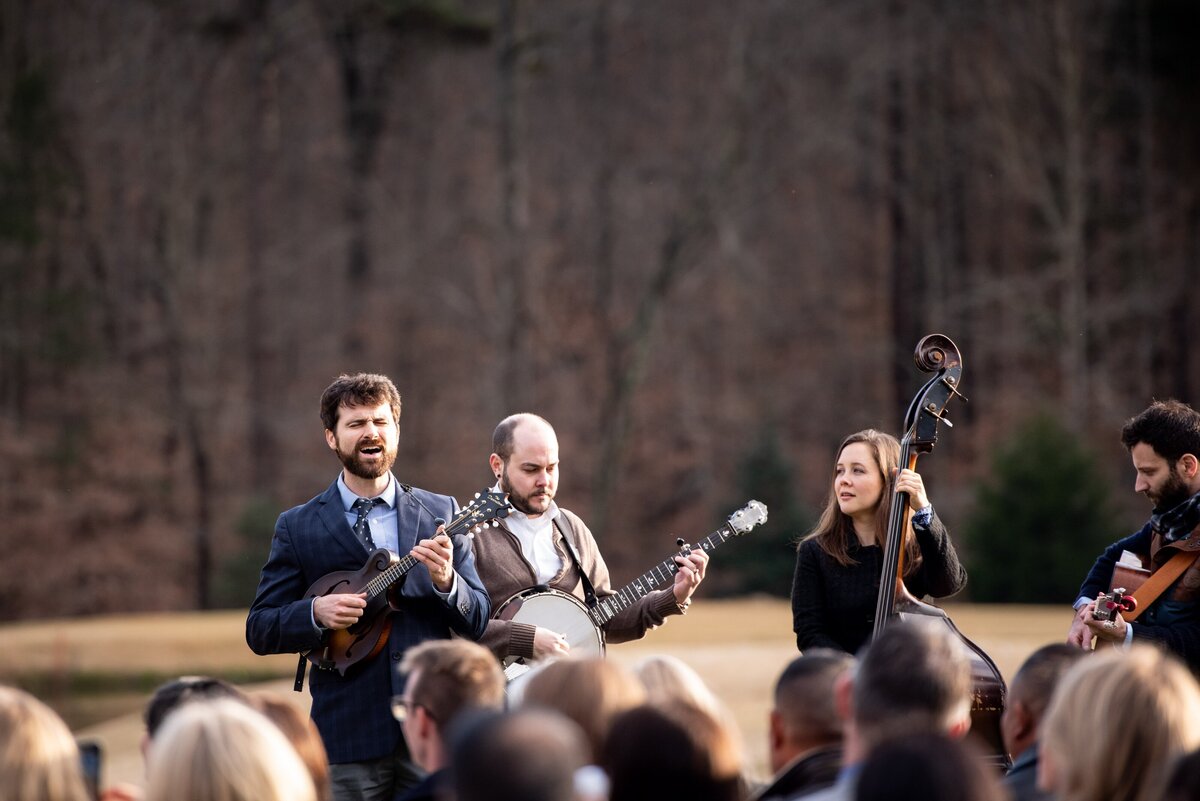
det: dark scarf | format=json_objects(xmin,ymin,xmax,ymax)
[{"xmin": 1151, "ymin": 489, "xmax": 1200, "ymax": 543}]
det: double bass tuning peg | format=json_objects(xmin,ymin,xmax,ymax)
[
  {"xmin": 941, "ymin": 375, "xmax": 969, "ymax": 403},
  {"xmin": 924, "ymin": 402, "xmax": 954, "ymax": 428}
]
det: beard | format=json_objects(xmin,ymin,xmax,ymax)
[
  {"xmin": 1150, "ymin": 465, "xmax": 1191, "ymax": 511},
  {"xmin": 336, "ymin": 438, "xmax": 397, "ymax": 480},
  {"xmin": 500, "ymin": 464, "xmax": 553, "ymax": 515}
]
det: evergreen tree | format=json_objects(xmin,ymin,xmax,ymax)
[
  {"xmin": 964, "ymin": 414, "xmax": 1128, "ymax": 603},
  {"xmin": 213, "ymin": 496, "xmax": 280, "ymax": 609},
  {"xmin": 711, "ymin": 427, "xmax": 812, "ymax": 597}
]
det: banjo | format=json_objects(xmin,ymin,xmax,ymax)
[{"xmin": 495, "ymin": 499, "xmax": 768, "ymax": 683}]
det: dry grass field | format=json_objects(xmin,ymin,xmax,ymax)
[{"xmin": 1, "ymin": 599, "xmax": 1071, "ymax": 791}]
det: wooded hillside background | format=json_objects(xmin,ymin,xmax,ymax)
[{"xmin": 2, "ymin": 0, "xmax": 1196, "ymax": 619}]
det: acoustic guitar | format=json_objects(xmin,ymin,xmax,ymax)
[{"xmin": 304, "ymin": 489, "xmax": 511, "ymax": 675}]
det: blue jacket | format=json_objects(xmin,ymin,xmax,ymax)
[
  {"xmin": 246, "ymin": 478, "xmax": 490, "ymax": 763},
  {"xmin": 1078, "ymin": 522, "xmax": 1200, "ymax": 670}
]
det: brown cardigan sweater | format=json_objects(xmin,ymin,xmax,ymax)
[{"xmin": 470, "ymin": 506, "xmax": 684, "ymax": 660}]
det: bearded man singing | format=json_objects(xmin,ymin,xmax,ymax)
[{"xmin": 247, "ymin": 373, "xmax": 490, "ymax": 801}]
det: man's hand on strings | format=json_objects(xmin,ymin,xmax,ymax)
[
  {"xmin": 412, "ymin": 526, "xmax": 455, "ymax": 592},
  {"xmin": 672, "ymin": 547, "xmax": 710, "ymax": 605}
]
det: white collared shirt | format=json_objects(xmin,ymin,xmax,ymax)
[{"xmin": 496, "ymin": 488, "xmax": 564, "ymax": 585}]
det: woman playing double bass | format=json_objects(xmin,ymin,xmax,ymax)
[{"xmin": 791, "ymin": 428, "xmax": 967, "ymax": 654}]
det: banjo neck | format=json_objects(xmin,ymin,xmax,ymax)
[
  {"xmin": 590, "ymin": 522, "xmax": 742, "ymax": 626},
  {"xmin": 496, "ymin": 500, "xmax": 765, "ymax": 686}
]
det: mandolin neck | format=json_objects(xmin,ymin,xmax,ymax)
[
  {"xmin": 364, "ymin": 554, "xmax": 420, "ymax": 600},
  {"xmin": 361, "ymin": 512, "xmax": 479, "ymax": 600}
]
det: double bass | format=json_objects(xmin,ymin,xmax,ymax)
[{"xmin": 871, "ymin": 334, "xmax": 1010, "ymax": 769}]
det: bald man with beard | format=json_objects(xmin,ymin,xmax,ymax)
[{"xmin": 470, "ymin": 413, "xmax": 709, "ymax": 668}]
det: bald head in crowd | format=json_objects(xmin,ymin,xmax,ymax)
[
  {"xmin": 1002, "ymin": 643, "xmax": 1084, "ymax": 760},
  {"xmin": 770, "ymin": 650, "xmax": 853, "ymax": 772}
]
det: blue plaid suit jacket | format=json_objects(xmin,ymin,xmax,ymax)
[{"xmin": 246, "ymin": 477, "xmax": 490, "ymax": 764}]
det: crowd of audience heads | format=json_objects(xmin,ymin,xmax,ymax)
[
  {"xmin": 518, "ymin": 658, "xmax": 645, "ymax": 762},
  {"xmin": 7, "ymin": 622, "xmax": 1200, "ymax": 801},
  {"xmin": 1038, "ymin": 646, "xmax": 1200, "ymax": 801},
  {"xmin": 145, "ymin": 697, "xmax": 317, "ymax": 801}
]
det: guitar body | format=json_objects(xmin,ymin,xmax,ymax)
[
  {"xmin": 303, "ymin": 549, "xmax": 401, "ymax": 676},
  {"xmin": 494, "ymin": 588, "xmax": 606, "ymax": 684},
  {"xmin": 1111, "ymin": 562, "xmax": 1151, "ymax": 596}
]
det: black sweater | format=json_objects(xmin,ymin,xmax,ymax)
[{"xmin": 790, "ymin": 512, "xmax": 967, "ymax": 654}]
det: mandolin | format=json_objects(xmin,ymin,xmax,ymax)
[{"xmin": 303, "ymin": 489, "xmax": 511, "ymax": 675}]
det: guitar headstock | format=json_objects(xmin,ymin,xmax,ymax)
[
  {"xmin": 448, "ymin": 490, "xmax": 512, "ymax": 539},
  {"xmin": 727, "ymin": 500, "xmax": 768, "ymax": 535}
]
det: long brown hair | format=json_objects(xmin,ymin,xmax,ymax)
[{"xmin": 801, "ymin": 429, "xmax": 921, "ymax": 571}]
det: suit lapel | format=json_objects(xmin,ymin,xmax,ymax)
[{"xmin": 317, "ymin": 480, "xmax": 372, "ymax": 561}]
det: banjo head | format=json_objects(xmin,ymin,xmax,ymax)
[{"xmin": 496, "ymin": 587, "xmax": 606, "ymax": 669}]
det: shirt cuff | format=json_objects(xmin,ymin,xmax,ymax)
[
  {"xmin": 1123, "ymin": 624, "xmax": 1134, "ymax": 647},
  {"xmin": 433, "ymin": 571, "xmax": 459, "ymax": 600},
  {"xmin": 1074, "ymin": 597, "xmax": 1093, "ymax": 611},
  {"xmin": 311, "ymin": 599, "xmax": 326, "ymax": 635},
  {"xmin": 912, "ymin": 504, "xmax": 934, "ymax": 529}
]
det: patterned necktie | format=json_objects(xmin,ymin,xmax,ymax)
[{"xmin": 352, "ymin": 497, "xmax": 379, "ymax": 551}]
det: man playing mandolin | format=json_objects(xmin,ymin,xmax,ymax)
[
  {"xmin": 1068, "ymin": 399, "xmax": 1200, "ymax": 670},
  {"xmin": 471, "ymin": 413, "xmax": 709, "ymax": 668},
  {"xmin": 246, "ymin": 373, "xmax": 491, "ymax": 801}
]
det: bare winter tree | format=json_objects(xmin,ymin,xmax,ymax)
[{"xmin": 969, "ymin": 0, "xmax": 1115, "ymax": 425}]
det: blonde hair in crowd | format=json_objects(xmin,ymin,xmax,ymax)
[
  {"xmin": 633, "ymin": 655, "xmax": 744, "ymax": 753},
  {"xmin": 1040, "ymin": 646, "xmax": 1200, "ymax": 801},
  {"xmin": 634, "ymin": 655, "xmax": 725, "ymax": 719},
  {"xmin": 0, "ymin": 686, "xmax": 89, "ymax": 801},
  {"xmin": 146, "ymin": 698, "xmax": 317, "ymax": 801}
]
